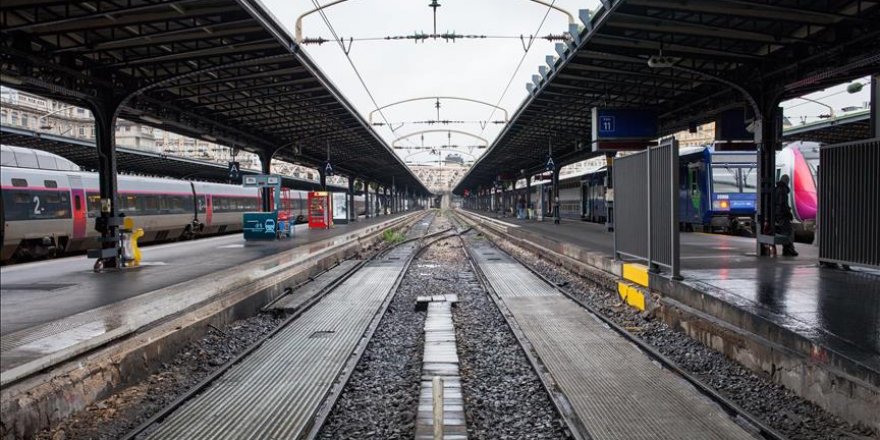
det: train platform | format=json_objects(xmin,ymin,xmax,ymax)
[
  {"xmin": 457, "ymin": 209, "xmax": 879, "ymax": 427},
  {"xmin": 0, "ymin": 212, "xmax": 415, "ymax": 383}
]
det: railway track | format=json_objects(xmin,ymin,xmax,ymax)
[
  {"xmin": 448, "ymin": 211, "xmax": 787, "ymax": 440},
  {"xmin": 122, "ymin": 211, "xmax": 441, "ymax": 440},
  {"xmin": 112, "ymin": 209, "xmax": 800, "ymax": 440}
]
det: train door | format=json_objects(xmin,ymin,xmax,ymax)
[
  {"xmin": 685, "ymin": 165, "xmax": 702, "ymax": 227},
  {"xmin": 205, "ymin": 194, "xmax": 213, "ymax": 227},
  {"xmin": 68, "ymin": 175, "xmax": 87, "ymax": 239}
]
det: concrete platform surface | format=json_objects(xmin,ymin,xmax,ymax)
[
  {"xmin": 0, "ymin": 213, "xmax": 411, "ymax": 377},
  {"xmin": 466, "ymin": 210, "xmax": 880, "ymax": 364}
]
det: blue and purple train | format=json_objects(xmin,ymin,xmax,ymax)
[{"xmin": 528, "ymin": 142, "xmax": 820, "ymax": 237}]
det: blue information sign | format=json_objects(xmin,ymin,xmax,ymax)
[
  {"xmin": 242, "ymin": 212, "xmax": 279, "ymax": 240},
  {"xmin": 591, "ymin": 108, "xmax": 657, "ymax": 151}
]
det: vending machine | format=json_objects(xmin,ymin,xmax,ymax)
[{"xmin": 308, "ymin": 191, "xmax": 332, "ymax": 229}]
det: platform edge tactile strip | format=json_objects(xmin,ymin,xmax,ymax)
[{"xmin": 474, "ymin": 258, "xmax": 756, "ymax": 440}]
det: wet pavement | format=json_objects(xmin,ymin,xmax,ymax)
[
  {"xmin": 464, "ymin": 210, "xmax": 880, "ymax": 364},
  {"xmin": 0, "ymin": 213, "xmax": 412, "ymax": 376}
]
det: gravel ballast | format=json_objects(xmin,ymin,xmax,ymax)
[
  {"xmin": 315, "ymin": 215, "xmax": 439, "ymax": 439},
  {"xmin": 35, "ymin": 314, "xmax": 282, "ymax": 440}
]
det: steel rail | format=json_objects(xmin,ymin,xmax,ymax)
[
  {"xmin": 121, "ymin": 211, "xmax": 433, "ymax": 440},
  {"xmin": 304, "ymin": 212, "xmax": 444, "ymax": 438},
  {"xmin": 450, "ymin": 214, "xmax": 591, "ymax": 440},
  {"xmin": 452, "ymin": 210, "xmax": 788, "ymax": 440}
]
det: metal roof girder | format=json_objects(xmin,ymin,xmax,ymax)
[
  {"xmin": 101, "ymin": 40, "xmax": 280, "ymax": 69},
  {"xmin": 27, "ymin": 4, "xmax": 243, "ymax": 36},
  {"xmin": 538, "ymin": 65, "xmax": 550, "ymax": 79}
]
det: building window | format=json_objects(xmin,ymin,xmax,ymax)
[
  {"xmin": 12, "ymin": 113, "xmax": 20, "ymax": 125},
  {"xmin": 79, "ymin": 127, "xmax": 85, "ymax": 136},
  {"xmin": 21, "ymin": 114, "xmax": 28, "ymax": 128}
]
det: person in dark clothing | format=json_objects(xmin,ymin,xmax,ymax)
[{"xmin": 773, "ymin": 174, "xmax": 798, "ymax": 256}]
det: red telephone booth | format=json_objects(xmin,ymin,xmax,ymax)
[{"xmin": 308, "ymin": 191, "xmax": 332, "ymax": 229}]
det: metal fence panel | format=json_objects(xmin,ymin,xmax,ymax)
[
  {"xmin": 614, "ymin": 151, "xmax": 648, "ymax": 260},
  {"xmin": 614, "ymin": 138, "xmax": 680, "ymax": 277},
  {"xmin": 819, "ymin": 138, "xmax": 880, "ymax": 269}
]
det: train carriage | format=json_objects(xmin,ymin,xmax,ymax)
[{"xmin": 2, "ymin": 145, "xmax": 368, "ymax": 262}]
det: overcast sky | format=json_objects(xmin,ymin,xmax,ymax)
[
  {"xmin": 262, "ymin": 0, "xmax": 595, "ymax": 164},
  {"xmin": 261, "ymin": 0, "xmax": 870, "ymax": 164}
]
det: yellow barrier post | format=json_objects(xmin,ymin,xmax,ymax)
[{"xmin": 120, "ymin": 217, "xmax": 143, "ymax": 267}]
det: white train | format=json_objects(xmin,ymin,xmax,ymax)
[{"xmin": 1, "ymin": 145, "xmax": 367, "ymax": 262}]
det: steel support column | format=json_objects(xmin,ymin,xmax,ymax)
[
  {"xmin": 872, "ymin": 74, "xmax": 879, "ymax": 138},
  {"xmin": 525, "ymin": 176, "xmax": 532, "ymax": 218},
  {"xmin": 260, "ymin": 152, "xmax": 272, "ymax": 212},
  {"xmin": 552, "ymin": 167, "xmax": 561, "ymax": 224},
  {"xmin": 87, "ymin": 97, "xmax": 124, "ymax": 269},
  {"xmin": 756, "ymin": 104, "xmax": 783, "ymax": 256},
  {"xmin": 364, "ymin": 182, "xmax": 371, "ymax": 219},
  {"xmin": 348, "ymin": 177, "xmax": 356, "ymax": 222},
  {"xmin": 319, "ymin": 168, "xmax": 327, "ymax": 191}
]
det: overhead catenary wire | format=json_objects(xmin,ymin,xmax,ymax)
[
  {"xmin": 308, "ymin": 0, "xmax": 418, "ymax": 147},
  {"xmin": 301, "ymin": 32, "xmax": 570, "ymax": 45},
  {"xmin": 478, "ymin": 0, "xmax": 558, "ymax": 139}
]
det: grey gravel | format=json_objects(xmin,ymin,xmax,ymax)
[
  {"xmin": 315, "ymin": 215, "xmax": 438, "ymax": 439},
  {"xmin": 452, "ymin": 223, "xmax": 569, "ymax": 440},
  {"xmin": 35, "ymin": 313, "xmax": 283, "ymax": 440}
]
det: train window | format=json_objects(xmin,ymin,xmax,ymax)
[
  {"xmin": 197, "ymin": 195, "xmax": 206, "ymax": 213},
  {"xmin": 87, "ymin": 193, "xmax": 101, "ymax": 217},
  {"xmin": 741, "ymin": 167, "xmax": 758, "ymax": 193},
  {"xmin": 44, "ymin": 180, "xmax": 58, "ymax": 188},
  {"xmin": 11, "ymin": 178, "xmax": 27, "ymax": 187},
  {"xmin": 2, "ymin": 189, "xmax": 71, "ymax": 220},
  {"xmin": 75, "ymin": 195, "xmax": 82, "ymax": 211},
  {"xmin": 712, "ymin": 168, "xmax": 739, "ymax": 194}
]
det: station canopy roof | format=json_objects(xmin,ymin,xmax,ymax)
[
  {"xmin": 455, "ymin": 0, "xmax": 879, "ymax": 194},
  {"xmin": 0, "ymin": 0, "xmax": 428, "ymax": 194},
  {"xmin": 0, "ymin": 126, "xmax": 349, "ymax": 192}
]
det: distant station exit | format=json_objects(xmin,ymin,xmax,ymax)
[{"xmin": 241, "ymin": 174, "xmax": 293, "ymax": 240}]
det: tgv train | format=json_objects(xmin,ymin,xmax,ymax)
[
  {"xmin": 1, "ymin": 145, "xmax": 367, "ymax": 262},
  {"xmin": 527, "ymin": 141, "xmax": 820, "ymax": 237}
]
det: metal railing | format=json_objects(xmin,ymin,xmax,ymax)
[
  {"xmin": 613, "ymin": 138, "xmax": 680, "ymax": 278},
  {"xmin": 818, "ymin": 138, "xmax": 880, "ymax": 269}
]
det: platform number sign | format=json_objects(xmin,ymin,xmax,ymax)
[
  {"xmin": 324, "ymin": 161, "xmax": 334, "ymax": 177},
  {"xmin": 228, "ymin": 161, "xmax": 241, "ymax": 182},
  {"xmin": 599, "ymin": 115, "xmax": 615, "ymax": 134},
  {"xmin": 545, "ymin": 156, "xmax": 555, "ymax": 172}
]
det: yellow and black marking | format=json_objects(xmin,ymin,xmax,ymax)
[{"xmin": 617, "ymin": 263, "xmax": 650, "ymax": 312}]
